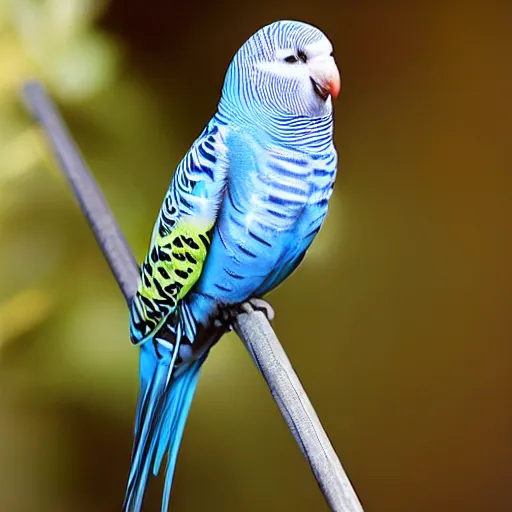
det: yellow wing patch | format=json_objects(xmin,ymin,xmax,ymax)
[
  {"xmin": 130, "ymin": 220, "xmax": 213, "ymax": 344},
  {"xmin": 137, "ymin": 220, "xmax": 212, "ymax": 306},
  {"xmin": 156, "ymin": 222, "xmax": 211, "ymax": 301}
]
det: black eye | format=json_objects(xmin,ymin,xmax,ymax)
[
  {"xmin": 298, "ymin": 51, "xmax": 307, "ymax": 63},
  {"xmin": 284, "ymin": 55, "xmax": 298, "ymax": 63},
  {"xmin": 330, "ymin": 50, "xmax": 334, "ymax": 57}
]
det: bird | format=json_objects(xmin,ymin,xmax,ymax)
[{"xmin": 123, "ymin": 19, "xmax": 340, "ymax": 512}]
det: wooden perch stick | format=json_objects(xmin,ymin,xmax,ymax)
[{"xmin": 21, "ymin": 80, "xmax": 364, "ymax": 512}]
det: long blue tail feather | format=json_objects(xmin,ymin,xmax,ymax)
[{"xmin": 123, "ymin": 343, "xmax": 207, "ymax": 512}]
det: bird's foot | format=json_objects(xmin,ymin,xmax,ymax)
[
  {"xmin": 242, "ymin": 297, "xmax": 275, "ymax": 321},
  {"xmin": 214, "ymin": 298, "xmax": 275, "ymax": 329}
]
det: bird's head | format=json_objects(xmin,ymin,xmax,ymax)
[{"xmin": 220, "ymin": 20, "xmax": 340, "ymax": 120}]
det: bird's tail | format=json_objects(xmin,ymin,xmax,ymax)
[{"xmin": 123, "ymin": 343, "xmax": 207, "ymax": 512}]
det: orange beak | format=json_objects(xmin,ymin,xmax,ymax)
[
  {"xmin": 328, "ymin": 68, "xmax": 341, "ymax": 99},
  {"xmin": 309, "ymin": 58, "xmax": 341, "ymax": 101}
]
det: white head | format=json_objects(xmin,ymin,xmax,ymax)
[{"xmin": 220, "ymin": 20, "xmax": 341, "ymax": 121}]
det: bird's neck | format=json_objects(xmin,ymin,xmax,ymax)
[{"xmin": 214, "ymin": 102, "xmax": 334, "ymax": 154}]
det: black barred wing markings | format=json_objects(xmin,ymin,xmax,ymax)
[{"xmin": 129, "ymin": 122, "xmax": 229, "ymax": 348}]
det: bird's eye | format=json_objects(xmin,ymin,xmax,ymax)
[
  {"xmin": 284, "ymin": 55, "xmax": 299, "ymax": 63},
  {"xmin": 298, "ymin": 51, "xmax": 307, "ymax": 63},
  {"xmin": 330, "ymin": 51, "xmax": 334, "ymax": 57}
]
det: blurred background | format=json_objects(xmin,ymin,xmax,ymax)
[{"xmin": 1, "ymin": 0, "xmax": 511, "ymax": 511}]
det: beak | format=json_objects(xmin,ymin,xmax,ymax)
[{"xmin": 309, "ymin": 57, "xmax": 341, "ymax": 101}]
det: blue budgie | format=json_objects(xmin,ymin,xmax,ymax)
[{"xmin": 123, "ymin": 20, "xmax": 340, "ymax": 512}]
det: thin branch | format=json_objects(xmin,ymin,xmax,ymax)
[{"xmin": 21, "ymin": 80, "xmax": 364, "ymax": 512}]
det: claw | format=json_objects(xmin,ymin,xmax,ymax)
[
  {"xmin": 247, "ymin": 297, "xmax": 275, "ymax": 321},
  {"xmin": 215, "ymin": 297, "xmax": 275, "ymax": 331}
]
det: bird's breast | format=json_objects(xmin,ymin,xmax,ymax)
[{"xmin": 234, "ymin": 143, "xmax": 317, "ymax": 233}]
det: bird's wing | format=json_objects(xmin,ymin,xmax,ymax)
[{"xmin": 130, "ymin": 121, "xmax": 229, "ymax": 346}]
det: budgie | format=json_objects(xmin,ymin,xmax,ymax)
[{"xmin": 123, "ymin": 20, "xmax": 340, "ymax": 512}]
